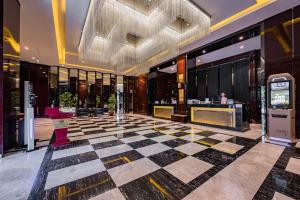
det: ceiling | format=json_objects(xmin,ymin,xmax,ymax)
[{"xmin": 19, "ymin": 0, "xmax": 300, "ymax": 75}]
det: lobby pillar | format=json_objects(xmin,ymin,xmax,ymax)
[
  {"xmin": 0, "ymin": 0, "xmax": 3, "ymax": 157},
  {"xmin": 177, "ymin": 55, "xmax": 187, "ymax": 115}
]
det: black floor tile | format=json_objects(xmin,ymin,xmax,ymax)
[
  {"xmin": 101, "ymin": 150, "xmax": 144, "ymax": 169},
  {"xmin": 193, "ymin": 148, "xmax": 236, "ymax": 166},
  {"xmin": 149, "ymin": 149, "xmax": 187, "ymax": 167},
  {"xmin": 48, "ymin": 151, "xmax": 99, "ymax": 172},
  {"xmin": 119, "ymin": 169, "xmax": 192, "ymax": 200},
  {"xmin": 171, "ymin": 132, "xmax": 191, "ymax": 138},
  {"xmin": 195, "ymin": 130, "xmax": 218, "ymax": 137},
  {"xmin": 53, "ymin": 139, "xmax": 90, "ymax": 151},
  {"xmin": 92, "ymin": 140, "xmax": 124, "ymax": 150},
  {"xmin": 195, "ymin": 138, "xmax": 222, "ymax": 147},
  {"xmin": 128, "ymin": 139, "xmax": 157, "ymax": 149},
  {"xmin": 226, "ymin": 136, "xmax": 258, "ymax": 148},
  {"xmin": 116, "ymin": 132, "xmax": 139, "ymax": 138},
  {"xmin": 162, "ymin": 138, "xmax": 189, "ymax": 148},
  {"xmin": 44, "ymin": 171, "xmax": 116, "ymax": 200},
  {"xmin": 144, "ymin": 132, "xmax": 165, "ymax": 138}
]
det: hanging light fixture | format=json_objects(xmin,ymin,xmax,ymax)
[{"xmin": 79, "ymin": 0, "xmax": 211, "ymax": 74}]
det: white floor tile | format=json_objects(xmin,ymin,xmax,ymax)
[
  {"xmin": 120, "ymin": 135, "xmax": 147, "ymax": 143},
  {"xmin": 164, "ymin": 156, "xmax": 213, "ymax": 184},
  {"xmin": 285, "ymin": 157, "xmax": 300, "ymax": 176},
  {"xmin": 89, "ymin": 136, "xmax": 118, "ymax": 145},
  {"xmin": 184, "ymin": 128, "xmax": 203, "ymax": 134},
  {"xmin": 105, "ymin": 127, "xmax": 125, "ymax": 132},
  {"xmin": 183, "ymin": 143, "xmax": 284, "ymax": 200},
  {"xmin": 135, "ymin": 129, "xmax": 157, "ymax": 135},
  {"xmin": 95, "ymin": 144, "xmax": 133, "ymax": 158},
  {"xmin": 159, "ymin": 129, "xmax": 179, "ymax": 135},
  {"xmin": 212, "ymin": 142, "xmax": 244, "ymax": 155},
  {"xmin": 52, "ymin": 145, "xmax": 94, "ymax": 160},
  {"xmin": 68, "ymin": 132, "xmax": 84, "ymax": 137},
  {"xmin": 45, "ymin": 159, "xmax": 105, "ymax": 190},
  {"xmin": 108, "ymin": 158, "xmax": 160, "ymax": 187},
  {"xmin": 82, "ymin": 127, "xmax": 103, "ymax": 132},
  {"xmin": 272, "ymin": 192, "xmax": 295, "ymax": 200},
  {"xmin": 151, "ymin": 135, "xmax": 176, "ymax": 143},
  {"xmin": 175, "ymin": 143, "xmax": 207, "ymax": 155},
  {"xmin": 136, "ymin": 143, "xmax": 171, "ymax": 157},
  {"xmin": 209, "ymin": 134, "xmax": 233, "ymax": 141},
  {"xmin": 180, "ymin": 134, "xmax": 205, "ymax": 142}
]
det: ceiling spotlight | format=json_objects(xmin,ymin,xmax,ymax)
[
  {"xmin": 171, "ymin": 67, "xmax": 175, "ymax": 71},
  {"xmin": 202, "ymin": 50, "xmax": 206, "ymax": 54},
  {"xmin": 239, "ymin": 36, "xmax": 244, "ymax": 40},
  {"xmin": 24, "ymin": 46, "xmax": 29, "ymax": 50},
  {"xmin": 240, "ymin": 45, "xmax": 244, "ymax": 49},
  {"xmin": 157, "ymin": 67, "xmax": 160, "ymax": 70},
  {"xmin": 197, "ymin": 58, "xmax": 201, "ymax": 62},
  {"xmin": 32, "ymin": 56, "xmax": 36, "ymax": 60}
]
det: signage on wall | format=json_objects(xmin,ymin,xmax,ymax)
[
  {"xmin": 178, "ymin": 74, "xmax": 184, "ymax": 83},
  {"xmin": 179, "ymin": 89, "xmax": 184, "ymax": 103}
]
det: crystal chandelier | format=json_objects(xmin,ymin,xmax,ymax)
[{"xmin": 79, "ymin": 0, "xmax": 211, "ymax": 74}]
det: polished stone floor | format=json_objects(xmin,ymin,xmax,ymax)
[{"xmin": 3, "ymin": 114, "xmax": 300, "ymax": 200}]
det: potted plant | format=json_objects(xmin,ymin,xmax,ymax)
[
  {"xmin": 108, "ymin": 94, "xmax": 116, "ymax": 116},
  {"xmin": 59, "ymin": 92, "xmax": 77, "ymax": 113},
  {"xmin": 96, "ymin": 95, "xmax": 101, "ymax": 108}
]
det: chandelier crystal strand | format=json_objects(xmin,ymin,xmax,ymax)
[{"xmin": 79, "ymin": 0, "xmax": 211, "ymax": 75}]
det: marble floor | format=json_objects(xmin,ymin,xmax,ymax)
[{"xmin": 2, "ymin": 114, "xmax": 300, "ymax": 200}]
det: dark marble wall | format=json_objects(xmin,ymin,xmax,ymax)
[
  {"xmin": 134, "ymin": 74, "xmax": 148, "ymax": 114},
  {"xmin": 124, "ymin": 76, "xmax": 136, "ymax": 113},
  {"xmin": 177, "ymin": 55, "xmax": 187, "ymax": 115},
  {"xmin": 20, "ymin": 62, "xmax": 49, "ymax": 117},
  {"xmin": 262, "ymin": 6, "xmax": 300, "ymax": 138}
]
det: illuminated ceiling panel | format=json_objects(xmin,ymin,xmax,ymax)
[{"xmin": 79, "ymin": 0, "xmax": 211, "ymax": 74}]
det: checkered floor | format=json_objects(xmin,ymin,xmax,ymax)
[{"xmin": 28, "ymin": 115, "xmax": 300, "ymax": 200}]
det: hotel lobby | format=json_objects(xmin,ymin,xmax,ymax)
[{"xmin": 1, "ymin": 0, "xmax": 300, "ymax": 200}]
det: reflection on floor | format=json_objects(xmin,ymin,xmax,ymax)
[{"xmin": 22, "ymin": 115, "xmax": 300, "ymax": 199}]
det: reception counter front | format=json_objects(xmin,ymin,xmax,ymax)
[
  {"xmin": 189, "ymin": 104, "xmax": 249, "ymax": 131},
  {"xmin": 153, "ymin": 104, "xmax": 176, "ymax": 119}
]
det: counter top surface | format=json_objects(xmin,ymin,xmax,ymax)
[{"xmin": 188, "ymin": 104, "xmax": 244, "ymax": 108}]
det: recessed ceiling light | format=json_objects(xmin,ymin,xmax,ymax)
[
  {"xmin": 157, "ymin": 67, "xmax": 160, "ymax": 70},
  {"xmin": 32, "ymin": 56, "xmax": 36, "ymax": 60},
  {"xmin": 239, "ymin": 36, "xmax": 244, "ymax": 40},
  {"xmin": 24, "ymin": 46, "xmax": 29, "ymax": 50},
  {"xmin": 202, "ymin": 50, "xmax": 206, "ymax": 54},
  {"xmin": 240, "ymin": 45, "xmax": 244, "ymax": 49},
  {"xmin": 171, "ymin": 67, "xmax": 175, "ymax": 71},
  {"xmin": 197, "ymin": 58, "xmax": 201, "ymax": 62}
]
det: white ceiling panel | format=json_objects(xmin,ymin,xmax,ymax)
[
  {"xmin": 20, "ymin": 0, "xmax": 58, "ymax": 65},
  {"xmin": 191, "ymin": 0, "xmax": 256, "ymax": 25}
]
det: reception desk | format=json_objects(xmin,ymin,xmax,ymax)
[
  {"xmin": 153, "ymin": 105, "xmax": 176, "ymax": 119},
  {"xmin": 189, "ymin": 104, "xmax": 249, "ymax": 131}
]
